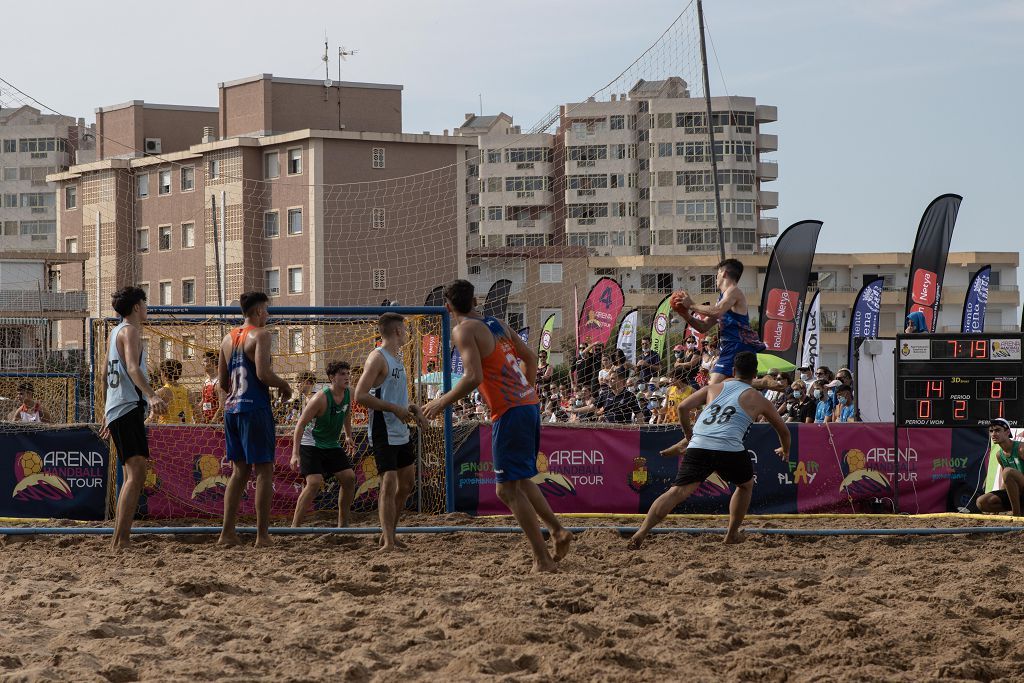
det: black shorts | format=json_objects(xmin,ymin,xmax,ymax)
[
  {"xmin": 674, "ymin": 447, "xmax": 753, "ymax": 488},
  {"xmin": 372, "ymin": 439, "xmax": 416, "ymax": 473},
  {"xmin": 109, "ymin": 404, "xmax": 149, "ymax": 463},
  {"xmin": 990, "ymin": 489, "xmax": 1024, "ymax": 511},
  {"xmin": 299, "ymin": 444, "xmax": 353, "ymax": 478}
]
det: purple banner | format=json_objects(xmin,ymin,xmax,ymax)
[
  {"xmin": 961, "ymin": 265, "xmax": 990, "ymax": 334},
  {"xmin": 849, "ymin": 278, "xmax": 884, "ymax": 370}
]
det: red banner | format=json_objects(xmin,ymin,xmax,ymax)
[
  {"xmin": 577, "ymin": 277, "xmax": 625, "ymax": 345},
  {"xmin": 421, "ymin": 334, "xmax": 439, "ymax": 372}
]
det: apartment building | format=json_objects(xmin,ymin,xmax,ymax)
[
  {"xmin": 51, "ymin": 74, "xmax": 472, "ymax": 352},
  {"xmin": 456, "ymin": 77, "xmax": 778, "ymax": 361}
]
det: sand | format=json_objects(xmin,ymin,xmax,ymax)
[{"xmin": 2, "ymin": 515, "xmax": 1024, "ymax": 682}]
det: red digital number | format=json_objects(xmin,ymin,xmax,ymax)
[
  {"xmin": 953, "ymin": 400, "xmax": 968, "ymax": 420},
  {"xmin": 994, "ymin": 401, "xmax": 1005, "ymax": 419},
  {"xmin": 991, "ymin": 380, "xmax": 1002, "ymax": 399},
  {"xmin": 971, "ymin": 340, "xmax": 987, "ymax": 358},
  {"xmin": 947, "ymin": 340, "xmax": 962, "ymax": 358},
  {"xmin": 918, "ymin": 400, "xmax": 932, "ymax": 419},
  {"xmin": 927, "ymin": 380, "xmax": 943, "ymax": 398}
]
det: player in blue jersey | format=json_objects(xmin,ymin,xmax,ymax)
[
  {"xmin": 628, "ymin": 352, "xmax": 790, "ymax": 548},
  {"xmin": 102, "ymin": 286, "xmax": 167, "ymax": 549},
  {"xmin": 217, "ymin": 291, "xmax": 293, "ymax": 547}
]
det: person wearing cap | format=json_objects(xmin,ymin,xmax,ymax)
[
  {"xmin": 976, "ymin": 419, "xmax": 1024, "ymax": 516},
  {"xmin": 598, "ymin": 366, "xmax": 642, "ymax": 424},
  {"xmin": 905, "ymin": 311, "xmax": 928, "ymax": 333},
  {"xmin": 797, "ymin": 364, "xmax": 813, "ymax": 384}
]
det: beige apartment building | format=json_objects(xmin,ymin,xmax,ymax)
[
  {"xmin": 455, "ymin": 77, "xmax": 778, "ymax": 360},
  {"xmin": 51, "ymin": 74, "xmax": 472, "ymax": 352}
]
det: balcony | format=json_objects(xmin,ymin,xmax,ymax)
[
  {"xmin": 0, "ymin": 348, "xmax": 86, "ymax": 373},
  {"xmin": 756, "ymin": 105, "xmax": 778, "ymax": 123},
  {"xmin": 0, "ymin": 290, "xmax": 88, "ymax": 316},
  {"xmin": 758, "ymin": 190, "xmax": 779, "ymax": 210},
  {"xmin": 757, "ymin": 217, "xmax": 779, "ymax": 237},
  {"xmin": 757, "ymin": 160, "xmax": 778, "ymax": 180},
  {"xmin": 757, "ymin": 133, "xmax": 778, "ymax": 152}
]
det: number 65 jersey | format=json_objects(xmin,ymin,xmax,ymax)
[
  {"xmin": 687, "ymin": 380, "xmax": 755, "ymax": 451},
  {"xmin": 224, "ymin": 325, "xmax": 271, "ymax": 414},
  {"xmin": 478, "ymin": 316, "xmax": 538, "ymax": 422}
]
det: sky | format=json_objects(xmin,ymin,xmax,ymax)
[{"xmin": 3, "ymin": 0, "xmax": 1021, "ymax": 315}]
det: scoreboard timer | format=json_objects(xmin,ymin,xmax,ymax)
[{"xmin": 895, "ymin": 333, "xmax": 1023, "ymax": 428}]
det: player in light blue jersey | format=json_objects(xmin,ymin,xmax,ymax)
[{"xmin": 629, "ymin": 352, "xmax": 790, "ymax": 548}]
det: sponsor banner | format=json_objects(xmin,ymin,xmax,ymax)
[
  {"xmin": 451, "ymin": 346, "xmax": 464, "ymax": 376},
  {"xmin": 0, "ymin": 427, "xmax": 109, "ymax": 520},
  {"xmin": 849, "ymin": 278, "xmax": 884, "ymax": 370},
  {"xmin": 905, "ymin": 194, "xmax": 962, "ymax": 332},
  {"xmin": 616, "ymin": 309, "xmax": 638, "ymax": 365},
  {"xmin": 482, "ymin": 279, "xmax": 513, "ymax": 320},
  {"xmin": 758, "ymin": 220, "xmax": 823, "ymax": 362},
  {"xmin": 142, "ymin": 426, "xmax": 379, "ymax": 518},
  {"xmin": 800, "ymin": 290, "xmax": 821, "ymax": 371},
  {"xmin": 423, "ymin": 285, "xmax": 445, "ymax": 308},
  {"xmin": 421, "ymin": 334, "xmax": 440, "ymax": 372},
  {"xmin": 577, "ymin": 277, "xmax": 625, "ymax": 346},
  {"xmin": 539, "ymin": 314, "xmax": 556, "ymax": 356},
  {"xmin": 961, "ymin": 265, "xmax": 990, "ymax": 334},
  {"xmin": 650, "ymin": 295, "xmax": 673, "ymax": 359},
  {"xmin": 517, "ymin": 327, "xmax": 529, "ymax": 344},
  {"xmin": 451, "ymin": 423, "xmax": 987, "ymax": 515}
]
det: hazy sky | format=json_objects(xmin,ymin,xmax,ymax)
[{"xmin": 3, "ymin": 0, "xmax": 1021, "ymax": 305}]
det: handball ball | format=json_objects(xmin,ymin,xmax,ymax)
[
  {"xmin": 670, "ymin": 292, "xmax": 689, "ymax": 317},
  {"xmin": 18, "ymin": 450, "xmax": 42, "ymax": 478}
]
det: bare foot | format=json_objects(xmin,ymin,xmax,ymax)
[
  {"xmin": 254, "ymin": 534, "xmax": 274, "ymax": 548},
  {"xmin": 660, "ymin": 441, "xmax": 686, "ymax": 458},
  {"xmin": 626, "ymin": 534, "xmax": 645, "ymax": 550},
  {"xmin": 217, "ymin": 532, "xmax": 242, "ymax": 546},
  {"xmin": 377, "ymin": 543, "xmax": 398, "ymax": 553},
  {"xmin": 552, "ymin": 529, "xmax": 573, "ymax": 561},
  {"xmin": 379, "ymin": 535, "xmax": 408, "ymax": 548},
  {"xmin": 532, "ymin": 556, "xmax": 558, "ymax": 573},
  {"xmin": 110, "ymin": 536, "xmax": 130, "ymax": 551},
  {"xmin": 723, "ymin": 531, "xmax": 746, "ymax": 545}
]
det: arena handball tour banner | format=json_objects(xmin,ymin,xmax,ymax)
[
  {"xmin": 758, "ymin": 220, "xmax": 823, "ymax": 364},
  {"xmin": 452, "ymin": 423, "xmax": 988, "ymax": 516},
  {"xmin": 848, "ymin": 277, "xmax": 884, "ymax": 371},
  {"xmin": 0, "ymin": 427, "xmax": 109, "ymax": 520},
  {"xmin": 961, "ymin": 265, "xmax": 990, "ymax": 334},
  {"xmin": 577, "ymin": 277, "xmax": 625, "ymax": 345},
  {"xmin": 904, "ymin": 193, "xmax": 962, "ymax": 332}
]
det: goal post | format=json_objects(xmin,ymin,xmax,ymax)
[{"xmin": 90, "ymin": 305, "xmax": 456, "ymax": 518}]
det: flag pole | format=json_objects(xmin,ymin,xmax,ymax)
[{"xmin": 698, "ymin": 0, "xmax": 726, "ymax": 261}]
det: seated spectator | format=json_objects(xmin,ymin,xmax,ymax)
[
  {"xmin": 836, "ymin": 367, "xmax": 854, "ymax": 388},
  {"xmin": 824, "ymin": 378, "xmax": 843, "ymax": 415},
  {"xmin": 567, "ymin": 385, "xmax": 599, "ymax": 422},
  {"xmin": 154, "ymin": 359, "xmax": 195, "ymax": 424},
  {"xmin": 815, "ymin": 366, "xmax": 834, "ymax": 385},
  {"xmin": 661, "ymin": 366, "xmax": 695, "ymax": 425},
  {"xmin": 781, "ymin": 380, "xmax": 816, "ymax": 423},
  {"xmin": 598, "ymin": 367, "xmax": 642, "ymax": 423},
  {"xmin": 7, "ymin": 382, "xmax": 50, "ymax": 423},
  {"xmin": 797, "ymin": 364, "xmax": 814, "ymax": 385},
  {"xmin": 976, "ymin": 419, "xmax": 1024, "ymax": 516},
  {"xmin": 811, "ymin": 381, "xmax": 830, "ymax": 423},
  {"xmin": 830, "ymin": 385, "xmax": 857, "ymax": 422}
]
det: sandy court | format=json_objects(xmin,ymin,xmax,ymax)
[{"xmin": 2, "ymin": 515, "xmax": 1024, "ymax": 682}]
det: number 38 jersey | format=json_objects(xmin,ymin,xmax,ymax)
[
  {"xmin": 224, "ymin": 325, "xmax": 271, "ymax": 414},
  {"xmin": 105, "ymin": 320, "xmax": 147, "ymax": 423},
  {"xmin": 478, "ymin": 316, "xmax": 538, "ymax": 421},
  {"xmin": 687, "ymin": 380, "xmax": 755, "ymax": 451}
]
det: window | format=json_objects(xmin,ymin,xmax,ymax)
[
  {"xmin": 287, "ymin": 208, "xmax": 302, "ymax": 235},
  {"xmin": 539, "ymin": 263, "xmax": 563, "ymax": 283},
  {"xmin": 657, "ymin": 200, "xmax": 673, "ymax": 216},
  {"xmin": 372, "ymin": 147, "xmax": 385, "ymax": 169},
  {"xmin": 159, "ymin": 281, "xmax": 172, "ymax": 305},
  {"xmin": 3, "ymin": 194, "xmax": 16, "ymax": 208},
  {"xmin": 507, "ymin": 305, "xmax": 526, "ymax": 331},
  {"xmin": 287, "ymin": 267, "xmax": 303, "ymax": 294},
  {"xmin": 372, "ymin": 207, "xmax": 386, "ymax": 229},
  {"xmin": 657, "ymin": 113, "xmax": 674, "ymax": 128},
  {"xmin": 65, "ymin": 185, "xmax": 77, "ymax": 210},
  {"xmin": 610, "ymin": 231, "xmax": 625, "ymax": 246},
  {"xmin": 180, "ymin": 166, "xmax": 194, "ymax": 191},
  {"xmin": 136, "ymin": 227, "xmax": 150, "ymax": 253},
  {"xmin": 609, "ymin": 115, "xmax": 625, "ymax": 130},
  {"xmin": 160, "ymin": 338, "xmax": 173, "ymax": 360},
  {"xmin": 485, "ymin": 177, "xmax": 502, "ymax": 192},
  {"xmin": 264, "ymin": 211, "xmax": 279, "ymax": 238},
  {"xmin": 640, "ymin": 273, "xmax": 673, "ymax": 293},
  {"xmin": 2, "ymin": 140, "xmax": 15, "ymax": 153},
  {"xmin": 209, "ymin": 159, "xmax": 220, "ymax": 178},
  {"xmin": 289, "ymin": 329, "xmax": 304, "ymax": 353},
  {"xmin": 567, "ymin": 203, "xmax": 609, "ymax": 219},
  {"xmin": 269, "ymin": 330, "xmax": 280, "ymax": 353},
  {"xmin": 506, "ymin": 147, "xmax": 552, "ymax": 163},
  {"xmin": 136, "ymin": 173, "xmax": 149, "ymax": 198},
  {"xmin": 486, "ymin": 207, "xmax": 503, "ymax": 221},
  {"xmin": 18, "ymin": 137, "xmax": 65, "ymax": 153},
  {"xmin": 182, "ymin": 335, "xmax": 196, "ymax": 360},
  {"xmin": 20, "ymin": 221, "xmax": 55, "ymax": 238},
  {"xmin": 65, "ymin": 237, "xmax": 78, "ymax": 253},
  {"xmin": 287, "ymin": 148, "xmax": 302, "ymax": 175},
  {"xmin": 181, "ymin": 278, "xmax": 196, "ymax": 304},
  {"xmin": 265, "ymin": 269, "xmax": 281, "ymax": 296},
  {"xmin": 700, "ymin": 274, "xmax": 716, "ymax": 293},
  {"xmin": 486, "ymin": 149, "xmax": 501, "ymax": 164},
  {"xmin": 3, "ymin": 167, "xmax": 18, "ymax": 181},
  {"xmin": 19, "ymin": 193, "xmax": 55, "ymax": 208},
  {"xmin": 372, "ymin": 268, "xmax": 386, "ymax": 290},
  {"xmin": 264, "ymin": 152, "xmax": 279, "ymax": 179},
  {"xmin": 181, "ymin": 222, "xmax": 195, "ymax": 248},
  {"xmin": 158, "ymin": 169, "xmax": 171, "ymax": 195},
  {"xmin": 158, "ymin": 225, "xmax": 172, "ymax": 251}
]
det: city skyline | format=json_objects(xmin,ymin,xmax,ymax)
[{"xmin": 2, "ymin": 0, "xmax": 1021, "ymax": 309}]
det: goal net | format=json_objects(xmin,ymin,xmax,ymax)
[{"xmin": 91, "ymin": 306, "xmax": 458, "ymax": 519}]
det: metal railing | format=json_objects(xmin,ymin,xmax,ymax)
[
  {"xmin": 0, "ymin": 348, "xmax": 86, "ymax": 372},
  {"xmin": 0, "ymin": 290, "xmax": 88, "ymax": 311}
]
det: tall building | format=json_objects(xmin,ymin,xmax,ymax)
[
  {"xmin": 456, "ymin": 77, "xmax": 778, "ymax": 361},
  {"xmin": 51, "ymin": 74, "xmax": 472, "ymax": 352},
  {"xmin": 0, "ymin": 106, "xmax": 93, "ymax": 369}
]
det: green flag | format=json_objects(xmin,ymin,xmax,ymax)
[
  {"xmin": 539, "ymin": 313, "xmax": 556, "ymax": 356},
  {"xmin": 650, "ymin": 294, "xmax": 673, "ymax": 359}
]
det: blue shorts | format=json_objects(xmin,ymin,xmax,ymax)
[
  {"xmin": 492, "ymin": 403, "xmax": 541, "ymax": 484},
  {"xmin": 714, "ymin": 342, "xmax": 760, "ymax": 377},
  {"xmin": 225, "ymin": 408, "xmax": 276, "ymax": 465}
]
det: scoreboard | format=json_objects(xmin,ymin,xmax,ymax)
[{"xmin": 895, "ymin": 333, "xmax": 1023, "ymax": 428}]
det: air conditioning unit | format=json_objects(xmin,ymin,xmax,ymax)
[
  {"xmin": 144, "ymin": 138, "xmax": 162, "ymax": 155},
  {"xmin": 269, "ymin": 287, "xmax": 280, "ymax": 295}
]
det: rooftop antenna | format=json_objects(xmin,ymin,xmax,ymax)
[
  {"xmin": 322, "ymin": 33, "xmax": 333, "ymax": 87},
  {"xmin": 336, "ymin": 45, "xmax": 358, "ymax": 130},
  {"xmin": 478, "ymin": 93, "xmax": 483, "ymax": 116}
]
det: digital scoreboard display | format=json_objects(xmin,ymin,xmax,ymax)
[{"xmin": 895, "ymin": 333, "xmax": 1023, "ymax": 428}]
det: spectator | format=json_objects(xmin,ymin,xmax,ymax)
[
  {"xmin": 671, "ymin": 344, "xmax": 687, "ymax": 372},
  {"xmin": 797, "ymin": 364, "xmax": 814, "ymax": 385},
  {"xmin": 598, "ymin": 354, "xmax": 613, "ymax": 386},
  {"xmin": 836, "ymin": 367, "xmax": 854, "ymax": 388},
  {"xmin": 567, "ymin": 385, "xmax": 599, "ymax": 422},
  {"xmin": 824, "ymin": 378, "xmax": 843, "ymax": 415},
  {"xmin": 815, "ymin": 366, "xmax": 835, "ymax": 385},
  {"xmin": 536, "ymin": 350, "xmax": 554, "ymax": 390},
  {"xmin": 573, "ymin": 343, "xmax": 602, "ymax": 393},
  {"xmin": 598, "ymin": 367, "xmax": 642, "ymax": 423},
  {"xmin": 153, "ymin": 358, "xmax": 194, "ymax": 424},
  {"xmin": 781, "ymin": 380, "xmax": 816, "ymax": 423},
  {"xmin": 830, "ymin": 385, "xmax": 857, "ymax": 423},
  {"xmin": 199, "ymin": 350, "xmax": 224, "ymax": 423},
  {"xmin": 905, "ymin": 311, "xmax": 928, "ymax": 333},
  {"xmin": 635, "ymin": 337, "xmax": 662, "ymax": 383},
  {"xmin": 7, "ymin": 382, "xmax": 50, "ymax": 423},
  {"xmin": 661, "ymin": 366, "xmax": 695, "ymax": 425},
  {"xmin": 811, "ymin": 381, "xmax": 830, "ymax": 423}
]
